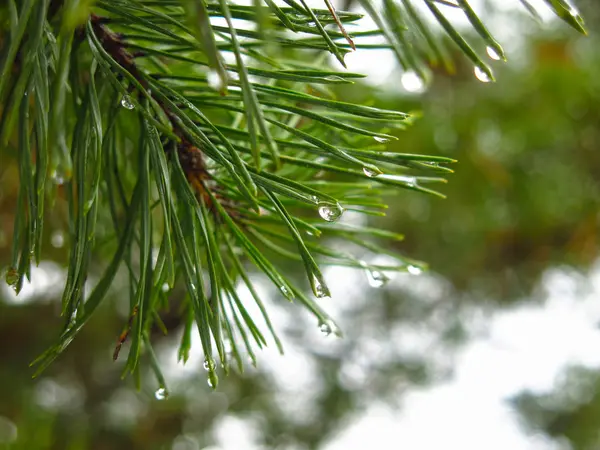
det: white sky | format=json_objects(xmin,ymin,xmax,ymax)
[
  {"xmin": 322, "ymin": 263, "xmax": 600, "ymax": 450},
  {"xmin": 204, "ymin": 261, "xmax": 600, "ymax": 450}
]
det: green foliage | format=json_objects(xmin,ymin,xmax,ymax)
[
  {"xmin": 512, "ymin": 365, "xmax": 600, "ymax": 448},
  {"xmin": 0, "ymin": 0, "xmax": 585, "ymax": 390}
]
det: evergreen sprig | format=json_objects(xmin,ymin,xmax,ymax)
[{"xmin": 0, "ymin": 0, "xmax": 584, "ymax": 390}]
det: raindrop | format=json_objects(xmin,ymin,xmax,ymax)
[
  {"xmin": 362, "ymin": 167, "xmax": 379, "ymax": 178},
  {"xmin": 486, "ymin": 46, "xmax": 501, "ymax": 61},
  {"xmin": 207, "ymin": 373, "xmax": 218, "ymax": 388},
  {"xmin": 380, "ymin": 174, "xmax": 417, "ymax": 187},
  {"xmin": 317, "ymin": 202, "xmax": 344, "ymax": 222},
  {"xmin": 280, "ymin": 285, "xmax": 293, "ymax": 299},
  {"xmin": 154, "ymin": 387, "xmax": 168, "ymax": 400},
  {"xmin": 566, "ymin": 3, "xmax": 582, "ymax": 19},
  {"xmin": 474, "ymin": 66, "xmax": 493, "ymax": 83},
  {"xmin": 50, "ymin": 169, "xmax": 67, "ymax": 185},
  {"xmin": 121, "ymin": 95, "xmax": 135, "ymax": 110},
  {"xmin": 319, "ymin": 319, "xmax": 340, "ymax": 337},
  {"xmin": 203, "ymin": 358, "xmax": 215, "ymax": 371},
  {"xmin": 313, "ymin": 274, "xmax": 330, "ymax": 298},
  {"xmin": 161, "ymin": 283, "xmax": 169, "ymax": 292},
  {"xmin": 373, "ymin": 136, "xmax": 390, "ymax": 144},
  {"xmin": 407, "ymin": 265, "xmax": 423, "ymax": 276},
  {"xmin": 311, "ymin": 195, "xmax": 320, "ymax": 204},
  {"xmin": 5, "ymin": 267, "xmax": 18, "ymax": 287},
  {"xmin": 324, "ymin": 75, "xmax": 345, "ymax": 82},
  {"xmin": 366, "ymin": 268, "xmax": 389, "ymax": 288},
  {"xmin": 315, "ymin": 284, "xmax": 327, "ymax": 298},
  {"xmin": 319, "ymin": 322, "xmax": 332, "ymax": 336},
  {"xmin": 401, "ymin": 71, "xmax": 426, "ymax": 93},
  {"xmin": 51, "ymin": 231, "xmax": 65, "ymax": 248},
  {"xmin": 207, "ymin": 70, "xmax": 225, "ymax": 91}
]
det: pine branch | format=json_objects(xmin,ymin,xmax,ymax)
[{"xmin": 0, "ymin": 0, "xmax": 586, "ymax": 392}]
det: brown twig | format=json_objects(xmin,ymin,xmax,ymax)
[
  {"xmin": 90, "ymin": 14, "xmax": 148, "ymax": 89},
  {"xmin": 113, "ymin": 305, "xmax": 138, "ymax": 361},
  {"xmin": 323, "ymin": 0, "xmax": 356, "ymax": 51},
  {"xmin": 89, "ymin": 14, "xmax": 237, "ymax": 215}
]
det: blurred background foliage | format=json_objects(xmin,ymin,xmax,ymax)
[{"xmin": 1, "ymin": 0, "xmax": 600, "ymax": 449}]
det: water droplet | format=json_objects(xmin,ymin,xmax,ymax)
[
  {"xmin": 362, "ymin": 167, "xmax": 379, "ymax": 178},
  {"xmin": 5, "ymin": 267, "xmax": 18, "ymax": 287},
  {"xmin": 203, "ymin": 358, "xmax": 215, "ymax": 371},
  {"xmin": 161, "ymin": 283, "xmax": 169, "ymax": 292},
  {"xmin": 154, "ymin": 387, "xmax": 168, "ymax": 400},
  {"xmin": 207, "ymin": 372, "xmax": 218, "ymax": 388},
  {"xmin": 315, "ymin": 285, "xmax": 327, "ymax": 298},
  {"xmin": 319, "ymin": 319, "xmax": 340, "ymax": 337},
  {"xmin": 566, "ymin": 3, "xmax": 581, "ymax": 18},
  {"xmin": 50, "ymin": 169, "xmax": 66, "ymax": 186},
  {"xmin": 50, "ymin": 231, "xmax": 65, "ymax": 248},
  {"xmin": 207, "ymin": 70, "xmax": 225, "ymax": 91},
  {"xmin": 317, "ymin": 202, "xmax": 344, "ymax": 222},
  {"xmin": 320, "ymin": 322, "xmax": 332, "ymax": 335},
  {"xmin": 380, "ymin": 174, "xmax": 417, "ymax": 187},
  {"xmin": 474, "ymin": 66, "xmax": 493, "ymax": 83},
  {"xmin": 50, "ymin": 164, "xmax": 72, "ymax": 185},
  {"xmin": 486, "ymin": 46, "xmax": 501, "ymax": 61},
  {"xmin": 407, "ymin": 265, "xmax": 423, "ymax": 276},
  {"xmin": 401, "ymin": 71, "xmax": 426, "ymax": 93},
  {"xmin": 373, "ymin": 136, "xmax": 390, "ymax": 144},
  {"xmin": 121, "ymin": 95, "xmax": 135, "ymax": 110},
  {"xmin": 280, "ymin": 285, "xmax": 293, "ymax": 299},
  {"xmin": 366, "ymin": 268, "xmax": 389, "ymax": 288},
  {"xmin": 311, "ymin": 195, "xmax": 320, "ymax": 204},
  {"xmin": 324, "ymin": 75, "xmax": 345, "ymax": 82},
  {"xmin": 313, "ymin": 274, "xmax": 330, "ymax": 298}
]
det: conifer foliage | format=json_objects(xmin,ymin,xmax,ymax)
[{"xmin": 0, "ymin": 0, "xmax": 584, "ymax": 389}]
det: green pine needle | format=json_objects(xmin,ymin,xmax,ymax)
[{"xmin": 0, "ymin": 0, "xmax": 585, "ymax": 389}]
